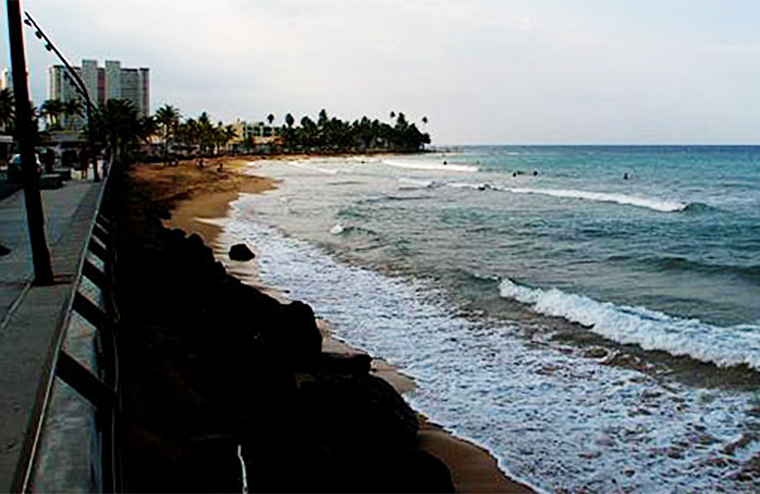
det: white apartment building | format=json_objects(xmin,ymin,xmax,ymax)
[
  {"xmin": 1, "ymin": 68, "xmax": 12, "ymax": 90},
  {"xmin": 48, "ymin": 59, "xmax": 150, "ymax": 129}
]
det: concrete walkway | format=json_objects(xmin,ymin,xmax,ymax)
[{"xmin": 0, "ymin": 180, "xmax": 103, "ymax": 492}]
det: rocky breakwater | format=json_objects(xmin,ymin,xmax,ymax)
[{"xmin": 111, "ymin": 172, "xmax": 454, "ymax": 492}]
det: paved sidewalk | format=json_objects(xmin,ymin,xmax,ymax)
[{"xmin": 0, "ymin": 180, "xmax": 103, "ymax": 492}]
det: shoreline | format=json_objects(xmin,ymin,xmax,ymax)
[{"xmin": 159, "ymin": 155, "xmax": 535, "ymax": 493}]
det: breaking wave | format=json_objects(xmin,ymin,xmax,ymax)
[
  {"xmin": 497, "ymin": 187, "xmax": 687, "ymax": 212},
  {"xmin": 286, "ymin": 160, "xmax": 340, "ymax": 175},
  {"xmin": 382, "ymin": 159, "xmax": 479, "ymax": 173},
  {"xmin": 443, "ymin": 183, "xmax": 706, "ymax": 213},
  {"xmin": 499, "ymin": 278, "xmax": 760, "ymax": 370},
  {"xmin": 398, "ymin": 177, "xmax": 436, "ymax": 189}
]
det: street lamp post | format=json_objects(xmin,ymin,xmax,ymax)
[
  {"xmin": 6, "ymin": 0, "xmax": 53, "ymax": 285},
  {"xmin": 23, "ymin": 11, "xmax": 99, "ymax": 182}
]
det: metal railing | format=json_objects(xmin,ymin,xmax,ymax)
[{"xmin": 15, "ymin": 168, "xmax": 121, "ymax": 493}]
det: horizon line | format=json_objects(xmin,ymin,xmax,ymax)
[{"xmin": 433, "ymin": 142, "xmax": 760, "ymax": 148}]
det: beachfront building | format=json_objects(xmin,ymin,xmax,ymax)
[
  {"xmin": 229, "ymin": 119, "xmax": 281, "ymax": 152},
  {"xmin": 47, "ymin": 59, "xmax": 150, "ymax": 130},
  {"xmin": 231, "ymin": 120, "xmax": 255, "ymax": 144},
  {"xmin": 251, "ymin": 121, "xmax": 278, "ymax": 140}
]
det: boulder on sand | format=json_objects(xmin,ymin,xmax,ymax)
[{"xmin": 229, "ymin": 243, "xmax": 255, "ymax": 261}]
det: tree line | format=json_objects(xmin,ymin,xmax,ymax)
[
  {"xmin": 0, "ymin": 88, "xmax": 432, "ymax": 168},
  {"xmin": 279, "ymin": 109, "xmax": 430, "ymax": 153}
]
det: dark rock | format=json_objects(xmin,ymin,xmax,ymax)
[
  {"xmin": 319, "ymin": 352, "xmax": 372, "ymax": 375},
  {"xmin": 229, "ymin": 243, "xmax": 255, "ymax": 261},
  {"xmin": 276, "ymin": 301, "xmax": 323, "ymax": 369},
  {"xmin": 178, "ymin": 435, "xmax": 243, "ymax": 493},
  {"xmin": 0, "ymin": 244, "xmax": 9, "ymax": 257},
  {"xmin": 300, "ymin": 374, "xmax": 419, "ymax": 451},
  {"xmin": 109, "ymin": 170, "xmax": 455, "ymax": 493}
]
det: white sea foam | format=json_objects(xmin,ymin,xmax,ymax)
[
  {"xmin": 499, "ymin": 278, "xmax": 760, "ymax": 370},
  {"xmin": 496, "ymin": 187, "xmax": 687, "ymax": 212},
  {"xmin": 330, "ymin": 223, "xmax": 345, "ymax": 235},
  {"xmin": 224, "ymin": 205, "xmax": 760, "ymax": 493},
  {"xmin": 348, "ymin": 156, "xmax": 381, "ymax": 164},
  {"xmin": 398, "ymin": 177, "xmax": 435, "ymax": 189},
  {"xmin": 286, "ymin": 160, "xmax": 340, "ymax": 175},
  {"xmin": 382, "ymin": 158, "xmax": 479, "ymax": 173},
  {"xmin": 447, "ymin": 182, "xmax": 491, "ymax": 191}
]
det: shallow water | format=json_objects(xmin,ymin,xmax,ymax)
[{"xmin": 229, "ymin": 147, "xmax": 760, "ymax": 492}]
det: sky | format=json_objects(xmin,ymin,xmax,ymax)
[{"xmin": 2, "ymin": 0, "xmax": 760, "ymax": 145}]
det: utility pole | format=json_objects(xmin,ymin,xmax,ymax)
[{"xmin": 6, "ymin": 0, "xmax": 53, "ymax": 285}]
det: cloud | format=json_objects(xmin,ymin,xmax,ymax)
[{"xmin": 3, "ymin": 0, "xmax": 760, "ymax": 143}]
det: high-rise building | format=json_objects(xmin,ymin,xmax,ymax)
[
  {"xmin": 1, "ymin": 68, "xmax": 12, "ymax": 90},
  {"xmin": 47, "ymin": 59, "xmax": 150, "ymax": 129}
]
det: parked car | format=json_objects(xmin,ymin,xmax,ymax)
[{"xmin": 7, "ymin": 153, "xmax": 42, "ymax": 183}]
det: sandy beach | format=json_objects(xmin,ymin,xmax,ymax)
[{"xmin": 152, "ymin": 155, "xmax": 535, "ymax": 493}]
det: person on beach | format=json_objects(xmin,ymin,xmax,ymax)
[{"xmin": 197, "ymin": 157, "xmax": 204, "ymax": 169}]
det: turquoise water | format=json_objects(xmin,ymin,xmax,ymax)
[
  {"xmin": 460, "ymin": 146, "xmax": 759, "ymax": 326},
  {"xmin": 229, "ymin": 146, "xmax": 760, "ymax": 492}
]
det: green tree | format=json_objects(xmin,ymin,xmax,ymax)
[
  {"xmin": 40, "ymin": 99, "xmax": 65, "ymax": 130},
  {"xmin": 213, "ymin": 121, "xmax": 237, "ymax": 154},
  {"xmin": 196, "ymin": 112, "xmax": 216, "ymax": 155},
  {"xmin": 285, "ymin": 113, "xmax": 295, "ymax": 128},
  {"xmin": 88, "ymin": 99, "xmax": 144, "ymax": 166},
  {"xmin": 178, "ymin": 118, "xmax": 200, "ymax": 153},
  {"xmin": 277, "ymin": 109, "xmax": 431, "ymax": 154},
  {"xmin": 0, "ymin": 88, "xmax": 14, "ymax": 130},
  {"xmin": 222, "ymin": 124, "xmax": 237, "ymax": 151},
  {"xmin": 155, "ymin": 104, "xmax": 181, "ymax": 159},
  {"xmin": 59, "ymin": 98, "xmax": 84, "ymax": 130}
]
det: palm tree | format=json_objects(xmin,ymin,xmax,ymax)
[
  {"xmin": 267, "ymin": 113, "xmax": 275, "ymax": 127},
  {"xmin": 155, "ymin": 104, "xmax": 180, "ymax": 159},
  {"xmin": 285, "ymin": 113, "xmax": 295, "ymax": 128},
  {"xmin": 60, "ymin": 98, "xmax": 84, "ymax": 129},
  {"xmin": 421, "ymin": 116, "xmax": 428, "ymax": 126},
  {"xmin": 88, "ymin": 99, "xmax": 142, "ymax": 166},
  {"xmin": 223, "ymin": 124, "xmax": 237, "ymax": 150},
  {"xmin": 138, "ymin": 115, "xmax": 158, "ymax": 146},
  {"xmin": 63, "ymin": 98, "xmax": 83, "ymax": 117},
  {"xmin": 179, "ymin": 118, "xmax": 200, "ymax": 154},
  {"xmin": 40, "ymin": 99, "xmax": 65, "ymax": 130},
  {"xmin": 0, "ymin": 88, "xmax": 14, "ymax": 131},
  {"xmin": 213, "ymin": 122, "xmax": 237, "ymax": 154},
  {"xmin": 197, "ymin": 112, "xmax": 215, "ymax": 155}
]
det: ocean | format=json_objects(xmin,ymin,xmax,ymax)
[{"xmin": 225, "ymin": 146, "xmax": 760, "ymax": 492}]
